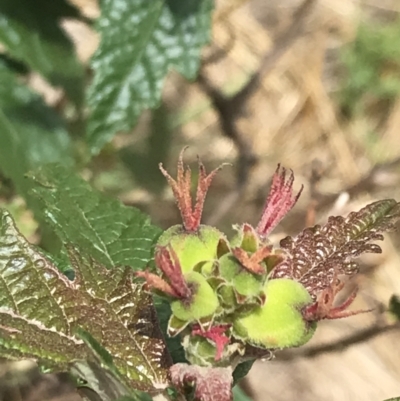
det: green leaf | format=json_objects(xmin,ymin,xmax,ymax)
[
  {"xmin": 154, "ymin": 297, "xmax": 187, "ymax": 364},
  {"xmin": 86, "ymin": 0, "xmax": 213, "ymax": 154},
  {"xmin": 74, "ymin": 359, "xmax": 131, "ymax": 401},
  {"xmin": 0, "ymin": 62, "xmax": 73, "ymax": 200},
  {"xmin": 120, "ymin": 104, "xmax": 173, "ymax": 194},
  {"xmin": 389, "ymin": 295, "xmax": 400, "ymax": 320},
  {"xmin": 0, "ymin": 209, "xmax": 171, "ymax": 392},
  {"xmin": 28, "ymin": 164, "xmax": 162, "ymax": 270},
  {"xmin": 232, "ymin": 360, "xmax": 255, "ymax": 386},
  {"xmin": 0, "ymin": 0, "xmax": 84, "ymax": 106},
  {"xmin": 233, "ymin": 385, "xmax": 253, "ymax": 401},
  {"xmin": 383, "ymin": 398, "xmax": 400, "ymax": 401}
]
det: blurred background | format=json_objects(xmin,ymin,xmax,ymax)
[{"xmin": 2, "ymin": 0, "xmax": 400, "ymax": 400}]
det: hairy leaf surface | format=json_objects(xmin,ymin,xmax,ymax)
[
  {"xmin": 28, "ymin": 164, "xmax": 162, "ymax": 270},
  {"xmin": 0, "ymin": 210, "xmax": 170, "ymax": 392},
  {"xmin": 86, "ymin": 0, "xmax": 213, "ymax": 154},
  {"xmin": 272, "ymin": 200, "xmax": 400, "ymax": 297}
]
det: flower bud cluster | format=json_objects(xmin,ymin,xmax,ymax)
[{"xmin": 137, "ymin": 150, "xmax": 357, "ymax": 368}]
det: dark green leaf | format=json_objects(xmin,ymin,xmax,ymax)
[
  {"xmin": 232, "ymin": 360, "xmax": 255, "ymax": 386},
  {"xmin": 389, "ymin": 295, "xmax": 400, "ymax": 320},
  {"xmin": 0, "ymin": 210, "xmax": 171, "ymax": 392},
  {"xmin": 120, "ymin": 104, "xmax": 173, "ymax": 194},
  {"xmin": 86, "ymin": 0, "xmax": 213, "ymax": 154},
  {"xmin": 74, "ymin": 360, "xmax": 131, "ymax": 401},
  {"xmin": 0, "ymin": 0, "xmax": 84, "ymax": 106},
  {"xmin": 383, "ymin": 398, "xmax": 400, "ymax": 401},
  {"xmin": 28, "ymin": 164, "xmax": 162, "ymax": 270},
  {"xmin": 154, "ymin": 297, "xmax": 187, "ymax": 364},
  {"xmin": 0, "ymin": 62, "xmax": 73, "ymax": 200}
]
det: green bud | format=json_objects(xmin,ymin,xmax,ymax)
[
  {"xmin": 230, "ymin": 223, "xmax": 259, "ymax": 252},
  {"xmin": 217, "ymin": 284, "xmax": 237, "ymax": 311},
  {"xmin": 171, "ymin": 272, "xmax": 219, "ymax": 322},
  {"xmin": 233, "ymin": 278, "xmax": 316, "ymax": 349},
  {"xmin": 200, "ymin": 260, "xmax": 216, "ymax": 277},
  {"xmin": 183, "ymin": 335, "xmax": 219, "ymax": 367},
  {"xmin": 157, "ymin": 225, "xmax": 225, "ymax": 273},
  {"xmin": 219, "ymin": 254, "xmax": 265, "ymax": 299}
]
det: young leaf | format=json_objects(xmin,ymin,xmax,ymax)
[
  {"xmin": 0, "ymin": 0, "xmax": 84, "ymax": 106},
  {"xmin": 0, "ymin": 63, "xmax": 73, "ymax": 200},
  {"xmin": 271, "ymin": 199, "xmax": 400, "ymax": 297},
  {"xmin": 28, "ymin": 164, "xmax": 161, "ymax": 270},
  {"xmin": 86, "ymin": 0, "xmax": 213, "ymax": 154},
  {"xmin": 0, "ymin": 209, "xmax": 170, "ymax": 392}
]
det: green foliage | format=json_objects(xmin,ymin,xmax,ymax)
[
  {"xmin": 0, "ymin": 1, "xmax": 215, "ymax": 397},
  {"xmin": 389, "ymin": 295, "xmax": 400, "ymax": 320},
  {"xmin": 119, "ymin": 104, "xmax": 174, "ymax": 194},
  {"xmin": 28, "ymin": 164, "xmax": 162, "ymax": 270},
  {"xmin": 0, "ymin": 62, "xmax": 73, "ymax": 200},
  {"xmin": 232, "ymin": 360, "xmax": 256, "ymax": 386},
  {"xmin": 86, "ymin": 0, "xmax": 213, "ymax": 154},
  {"xmin": 339, "ymin": 19, "xmax": 400, "ymax": 118},
  {"xmin": 0, "ymin": 209, "xmax": 170, "ymax": 393},
  {"xmin": 0, "ymin": 0, "xmax": 84, "ymax": 106},
  {"xmin": 0, "ymin": 0, "xmax": 214, "ymax": 201}
]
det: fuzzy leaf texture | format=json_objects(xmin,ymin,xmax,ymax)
[
  {"xmin": 86, "ymin": 0, "xmax": 213, "ymax": 154},
  {"xmin": 0, "ymin": 0, "xmax": 84, "ymax": 106},
  {"xmin": 0, "ymin": 209, "xmax": 170, "ymax": 393},
  {"xmin": 28, "ymin": 164, "xmax": 161, "ymax": 270},
  {"xmin": 272, "ymin": 199, "xmax": 400, "ymax": 297},
  {"xmin": 0, "ymin": 62, "xmax": 73, "ymax": 201}
]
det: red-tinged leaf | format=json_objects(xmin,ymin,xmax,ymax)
[
  {"xmin": 0, "ymin": 209, "xmax": 171, "ymax": 393},
  {"xmin": 271, "ymin": 199, "xmax": 400, "ymax": 298}
]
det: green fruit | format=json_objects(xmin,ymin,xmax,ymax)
[
  {"xmin": 233, "ymin": 278, "xmax": 316, "ymax": 349},
  {"xmin": 171, "ymin": 272, "xmax": 219, "ymax": 322},
  {"xmin": 157, "ymin": 225, "xmax": 225, "ymax": 273}
]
